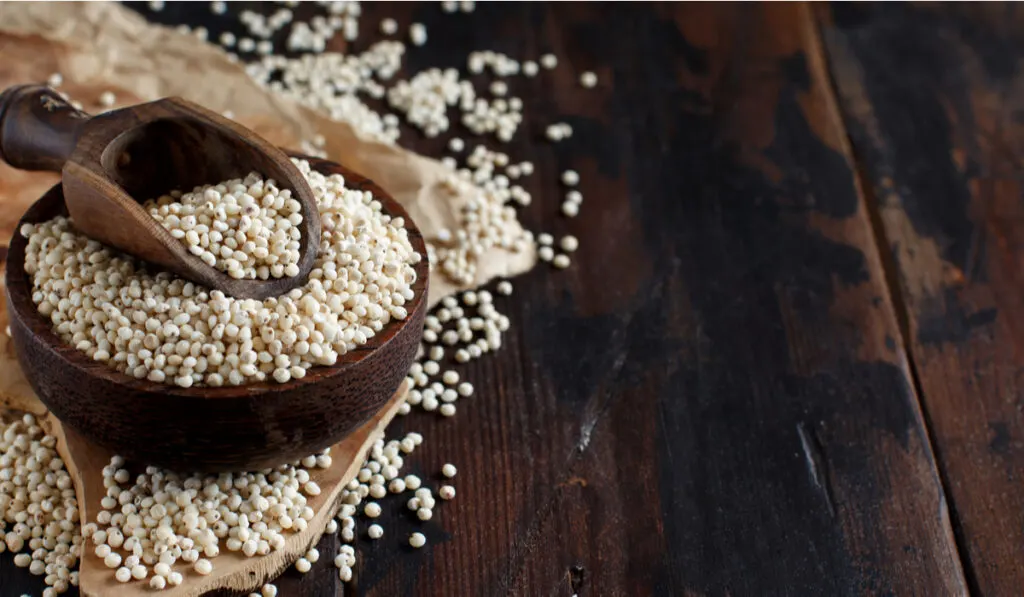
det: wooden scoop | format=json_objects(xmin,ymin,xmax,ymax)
[{"xmin": 0, "ymin": 84, "xmax": 321, "ymax": 300}]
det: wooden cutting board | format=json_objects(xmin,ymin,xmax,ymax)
[{"xmin": 45, "ymin": 382, "xmax": 408, "ymax": 597}]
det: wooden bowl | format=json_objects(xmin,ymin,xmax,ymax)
[{"xmin": 4, "ymin": 157, "xmax": 427, "ymax": 472}]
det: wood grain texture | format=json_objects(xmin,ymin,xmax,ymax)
[
  {"xmin": 5, "ymin": 157, "xmax": 427, "ymax": 472},
  {"xmin": 321, "ymin": 2, "xmax": 962, "ymax": 596},
  {"xmin": 0, "ymin": 84, "xmax": 322, "ymax": 300},
  {"xmin": 819, "ymin": 3, "xmax": 1024, "ymax": 594}
]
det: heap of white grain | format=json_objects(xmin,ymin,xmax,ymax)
[{"xmin": 21, "ymin": 159, "xmax": 420, "ymax": 388}]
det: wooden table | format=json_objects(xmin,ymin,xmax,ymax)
[{"xmin": 5, "ymin": 2, "xmax": 1022, "ymax": 595}]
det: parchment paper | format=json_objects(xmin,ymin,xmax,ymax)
[
  {"xmin": 0, "ymin": 1, "xmax": 534, "ymax": 297},
  {"xmin": 0, "ymin": 1, "xmax": 534, "ymax": 409}
]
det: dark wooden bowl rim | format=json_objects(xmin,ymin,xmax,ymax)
[{"xmin": 5, "ymin": 155, "xmax": 428, "ymax": 401}]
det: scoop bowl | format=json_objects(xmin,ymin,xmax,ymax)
[{"xmin": 4, "ymin": 157, "xmax": 427, "ymax": 472}]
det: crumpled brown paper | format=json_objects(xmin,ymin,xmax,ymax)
[
  {"xmin": 0, "ymin": 1, "xmax": 534, "ymax": 409},
  {"xmin": 0, "ymin": 1, "xmax": 535, "ymax": 298}
]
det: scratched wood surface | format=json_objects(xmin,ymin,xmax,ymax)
[
  {"xmin": 0, "ymin": 2, "xmax": 1000, "ymax": 595},
  {"xmin": 820, "ymin": 4, "xmax": 1024, "ymax": 595}
]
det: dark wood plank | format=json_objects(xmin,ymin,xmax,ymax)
[
  {"xmin": 819, "ymin": 3, "xmax": 1024, "ymax": 595},
  {"xmin": 337, "ymin": 3, "xmax": 966, "ymax": 596},
  {"xmin": 256, "ymin": 532, "xmax": 343, "ymax": 597}
]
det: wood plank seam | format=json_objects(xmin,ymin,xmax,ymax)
[{"xmin": 805, "ymin": 4, "xmax": 978, "ymax": 593}]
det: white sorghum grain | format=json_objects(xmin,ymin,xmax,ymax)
[
  {"xmin": 295, "ymin": 557, "xmax": 311, "ymax": 573},
  {"xmin": 457, "ymin": 382, "xmax": 474, "ymax": 397},
  {"xmin": 367, "ymin": 524, "xmax": 383, "ymax": 539},
  {"xmin": 553, "ymin": 254, "xmax": 571, "ymax": 269},
  {"xmin": 442, "ymin": 463, "xmax": 457, "ymax": 478},
  {"xmin": 380, "ymin": 18, "xmax": 398, "ymax": 35},
  {"xmin": 417, "ymin": 489, "xmax": 437, "ymax": 509},
  {"xmin": 580, "ymin": 71, "xmax": 598, "ymax": 88},
  {"xmin": 538, "ymin": 246, "xmax": 555, "ymax": 261},
  {"xmin": 364, "ymin": 502, "xmax": 382, "ymax": 518},
  {"xmin": 409, "ymin": 23, "xmax": 428, "ymax": 46},
  {"xmin": 143, "ymin": 171, "xmax": 304, "ymax": 280},
  {"xmin": 98, "ymin": 91, "xmax": 116, "ymax": 108},
  {"xmin": 0, "ymin": 415, "xmax": 80, "ymax": 594},
  {"xmin": 87, "ymin": 445, "xmax": 332, "ymax": 584},
  {"xmin": 409, "ymin": 532, "xmax": 426, "ymax": 548},
  {"xmin": 497, "ymin": 281, "xmax": 513, "ymax": 295},
  {"xmin": 23, "ymin": 158, "xmax": 420, "ymax": 388},
  {"xmin": 560, "ymin": 235, "xmax": 579, "ymax": 252},
  {"xmin": 566, "ymin": 190, "xmax": 583, "ymax": 204},
  {"xmin": 561, "ymin": 169, "xmax": 580, "ymax": 186},
  {"xmin": 561, "ymin": 201, "xmax": 580, "ymax": 217},
  {"xmin": 439, "ymin": 485, "xmax": 456, "ymax": 500},
  {"xmin": 540, "ymin": 53, "xmax": 557, "ymax": 69},
  {"xmin": 522, "ymin": 61, "xmax": 539, "ymax": 77}
]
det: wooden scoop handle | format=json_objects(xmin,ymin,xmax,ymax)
[{"xmin": 0, "ymin": 85, "xmax": 90, "ymax": 172}]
